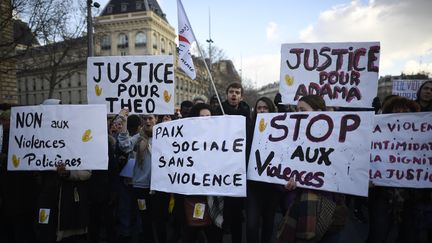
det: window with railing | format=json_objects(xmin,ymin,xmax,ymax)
[
  {"xmin": 153, "ymin": 33, "xmax": 157, "ymax": 49},
  {"xmin": 161, "ymin": 38, "xmax": 165, "ymax": 53},
  {"xmin": 118, "ymin": 33, "xmax": 129, "ymax": 49},
  {"xmin": 135, "ymin": 32, "xmax": 147, "ymax": 47},
  {"xmin": 101, "ymin": 35, "xmax": 111, "ymax": 50}
]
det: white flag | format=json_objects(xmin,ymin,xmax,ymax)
[{"xmin": 177, "ymin": 0, "xmax": 196, "ymax": 80}]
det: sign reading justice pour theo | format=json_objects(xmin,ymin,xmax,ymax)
[
  {"xmin": 87, "ymin": 55, "xmax": 175, "ymax": 114},
  {"xmin": 7, "ymin": 105, "xmax": 108, "ymax": 171}
]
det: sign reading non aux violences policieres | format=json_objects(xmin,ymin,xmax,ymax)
[{"xmin": 8, "ymin": 105, "xmax": 108, "ymax": 171}]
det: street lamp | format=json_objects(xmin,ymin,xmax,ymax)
[{"xmin": 87, "ymin": 0, "xmax": 100, "ymax": 57}]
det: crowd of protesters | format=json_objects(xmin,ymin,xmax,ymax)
[{"xmin": 0, "ymin": 80, "xmax": 431, "ymax": 243}]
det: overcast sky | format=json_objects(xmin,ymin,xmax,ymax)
[{"xmin": 97, "ymin": 0, "xmax": 432, "ymax": 88}]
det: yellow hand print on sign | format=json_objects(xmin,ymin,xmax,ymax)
[
  {"xmin": 82, "ymin": 129, "xmax": 93, "ymax": 142},
  {"xmin": 95, "ymin": 84, "xmax": 102, "ymax": 96},
  {"xmin": 163, "ymin": 90, "xmax": 172, "ymax": 103},
  {"xmin": 12, "ymin": 154, "xmax": 20, "ymax": 168},
  {"xmin": 259, "ymin": 118, "xmax": 267, "ymax": 132},
  {"xmin": 285, "ymin": 74, "xmax": 294, "ymax": 86},
  {"xmin": 39, "ymin": 209, "xmax": 48, "ymax": 223}
]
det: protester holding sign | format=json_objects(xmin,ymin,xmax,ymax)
[
  {"xmin": 0, "ymin": 109, "xmax": 38, "ymax": 242},
  {"xmin": 246, "ymin": 97, "xmax": 280, "ymax": 243},
  {"xmin": 215, "ymin": 82, "xmax": 251, "ymax": 243},
  {"xmin": 277, "ymin": 95, "xmax": 348, "ymax": 243},
  {"xmin": 415, "ymin": 80, "xmax": 432, "ymax": 111},
  {"xmin": 34, "ymin": 100, "xmax": 93, "ymax": 243},
  {"xmin": 180, "ymin": 103, "xmax": 224, "ymax": 243},
  {"xmin": 367, "ymin": 96, "xmax": 420, "ymax": 243},
  {"xmin": 117, "ymin": 110, "xmax": 169, "ymax": 243}
]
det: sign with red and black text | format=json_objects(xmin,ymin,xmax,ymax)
[
  {"xmin": 370, "ymin": 112, "xmax": 432, "ymax": 188},
  {"xmin": 247, "ymin": 111, "xmax": 374, "ymax": 196}
]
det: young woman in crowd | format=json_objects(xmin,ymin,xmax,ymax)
[
  {"xmin": 277, "ymin": 95, "xmax": 348, "ymax": 243},
  {"xmin": 117, "ymin": 110, "xmax": 168, "ymax": 243},
  {"xmin": 416, "ymin": 80, "xmax": 432, "ymax": 111},
  {"xmin": 246, "ymin": 97, "xmax": 280, "ymax": 243},
  {"xmin": 180, "ymin": 103, "xmax": 224, "ymax": 243},
  {"xmin": 367, "ymin": 96, "xmax": 431, "ymax": 243}
]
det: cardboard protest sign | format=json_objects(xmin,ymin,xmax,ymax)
[
  {"xmin": 370, "ymin": 113, "xmax": 432, "ymax": 188},
  {"xmin": 151, "ymin": 115, "xmax": 246, "ymax": 197},
  {"xmin": 8, "ymin": 105, "xmax": 108, "ymax": 171},
  {"xmin": 279, "ymin": 42, "xmax": 380, "ymax": 108},
  {"xmin": 247, "ymin": 111, "xmax": 374, "ymax": 196},
  {"xmin": 392, "ymin": 79, "xmax": 426, "ymax": 100},
  {"xmin": 87, "ymin": 55, "xmax": 175, "ymax": 114}
]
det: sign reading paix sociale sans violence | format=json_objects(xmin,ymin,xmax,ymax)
[
  {"xmin": 279, "ymin": 42, "xmax": 380, "ymax": 108},
  {"xmin": 248, "ymin": 111, "xmax": 374, "ymax": 197},
  {"xmin": 87, "ymin": 55, "xmax": 175, "ymax": 114},
  {"xmin": 8, "ymin": 105, "xmax": 108, "ymax": 171},
  {"xmin": 151, "ymin": 116, "xmax": 247, "ymax": 197}
]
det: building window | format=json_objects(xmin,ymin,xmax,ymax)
[
  {"xmin": 169, "ymin": 43, "xmax": 173, "ymax": 55},
  {"xmin": 121, "ymin": 51, "xmax": 128, "ymax": 56},
  {"xmin": 118, "ymin": 33, "xmax": 128, "ymax": 49},
  {"xmin": 161, "ymin": 38, "xmax": 165, "ymax": 53},
  {"xmin": 136, "ymin": 1, "xmax": 142, "ymax": 10},
  {"xmin": 106, "ymin": 5, "xmax": 113, "ymax": 13},
  {"xmin": 101, "ymin": 35, "xmax": 111, "ymax": 50},
  {"xmin": 121, "ymin": 3, "xmax": 127, "ymax": 12},
  {"xmin": 78, "ymin": 90, "xmax": 82, "ymax": 104},
  {"xmin": 152, "ymin": 33, "xmax": 157, "ymax": 49},
  {"xmin": 135, "ymin": 32, "xmax": 147, "ymax": 47}
]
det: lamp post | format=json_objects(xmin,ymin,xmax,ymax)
[{"xmin": 87, "ymin": 0, "xmax": 100, "ymax": 57}]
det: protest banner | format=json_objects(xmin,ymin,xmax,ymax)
[
  {"xmin": 247, "ymin": 111, "xmax": 374, "ymax": 196},
  {"xmin": 370, "ymin": 112, "xmax": 432, "ymax": 188},
  {"xmin": 151, "ymin": 115, "xmax": 246, "ymax": 197},
  {"xmin": 279, "ymin": 42, "xmax": 380, "ymax": 108},
  {"xmin": 8, "ymin": 105, "xmax": 108, "ymax": 171},
  {"xmin": 87, "ymin": 55, "xmax": 175, "ymax": 114},
  {"xmin": 392, "ymin": 79, "xmax": 427, "ymax": 100}
]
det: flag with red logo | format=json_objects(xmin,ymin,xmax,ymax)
[{"xmin": 177, "ymin": 0, "xmax": 196, "ymax": 79}]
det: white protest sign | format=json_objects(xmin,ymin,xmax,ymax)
[
  {"xmin": 279, "ymin": 42, "xmax": 380, "ymax": 108},
  {"xmin": 392, "ymin": 79, "xmax": 426, "ymax": 100},
  {"xmin": 151, "ymin": 115, "xmax": 246, "ymax": 197},
  {"xmin": 87, "ymin": 55, "xmax": 175, "ymax": 114},
  {"xmin": 247, "ymin": 112, "xmax": 374, "ymax": 197},
  {"xmin": 8, "ymin": 105, "xmax": 108, "ymax": 171},
  {"xmin": 370, "ymin": 113, "xmax": 432, "ymax": 188}
]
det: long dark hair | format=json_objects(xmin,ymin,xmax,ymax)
[
  {"xmin": 189, "ymin": 103, "xmax": 213, "ymax": 117},
  {"xmin": 416, "ymin": 80, "xmax": 432, "ymax": 102},
  {"xmin": 252, "ymin": 97, "xmax": 276, "ymax": 122},
  {"xmin": 382, "ymin": 96, "xmax": 420, "ymax": 114},
  {"xmin": 299, "ymin": 95, "xmax": 326, "ymax": 111}
]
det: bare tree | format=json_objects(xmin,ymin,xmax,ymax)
[{"xmin": 16, "ymin": 0, "xmax": 87, "ymax": 99}]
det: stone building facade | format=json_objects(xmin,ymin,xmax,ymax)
[
  {"xmin": 16, "ymin": 0, "xmax": 211, "ymax": 107},
  {"xmin": 0, "ymin": 1, "xmax": 18, "ymax": 105}
]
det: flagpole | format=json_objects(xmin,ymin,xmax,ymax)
[
  {"xmin": 194, "ymin": 41, "xmax": 225, "ymax": 115},
  {"xmin": 177, "ymin": 0, "xmax": 225, "ymax": 115}
]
